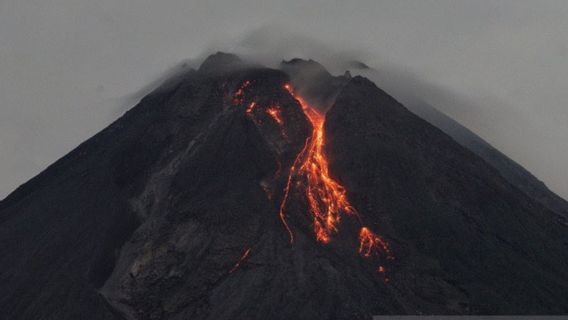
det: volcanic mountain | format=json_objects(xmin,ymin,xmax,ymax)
[{"xmin": 1, "ymin": 53, "xmax": 568, "ymax": 320}]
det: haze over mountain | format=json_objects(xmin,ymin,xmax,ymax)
[
  {"xmin": 1, "ymin": 53, "xmax": 567, "ymax": 320},
  {"xmin": 2, "ymin": 1, "xmax": 568, "ymax": 202}
]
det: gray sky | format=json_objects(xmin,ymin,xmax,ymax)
[{"xmin": 1, "ymin": 0, "xmax": 567, "ymax": 199}]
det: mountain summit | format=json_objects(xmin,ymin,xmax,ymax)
[{"xmin": 1, "ymin": 53, "xmax": 567, "ymax": 320}]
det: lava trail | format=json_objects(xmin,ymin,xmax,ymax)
[
  {"xmin": 281, "ymin": 84, "xmax": 358, "ymax": 244},
  {"xmin": 232, "ymin": 80, "xmax": 392, "ymax": 270},
  {"xmin": 280, "ymin": 84, "xmax": 391, "ymax": 266},
  {"xmin": 229, "ymin": 248, "xmax": 252, "ymax": 274}
]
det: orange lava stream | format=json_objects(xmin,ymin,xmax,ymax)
[
  {"xmin": 281, "ymin": 84, "xmax": 359, "ymax": 244},
  {"xmin": 228, "ymin": 247, "xmax": 252, "ymax": 274},
  {"xmin": 232, "ymin": 81, "xmax": 392, "ymax": 273},
  {"xmin": 358, "ymin": 227, "xmax": 391, "ymax": 258},
  {"xmin": 278, "ymin": 137, "xmax": 310, "ymax": 244}
]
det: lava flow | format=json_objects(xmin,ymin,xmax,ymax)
[
  {"xmin": 359, "ymin": 227, "xmax": 391, "ymax": 258},
  {"xmin": 266, "ymin": 106, "xmax": 284, "ymax": 125},
  {"xmin": 232, "ymin": 80, "xmax": 392, "ymax": 272},
  {"xmin": 228, "ymin": 247, "xmax": 252, "ymax": 274},
  {"xmin": 281, "ymin": 83, "xmax": 391, "ymax": 267},
  {"xmin": 281, "ymin": 84, "xmax": 357, "ymax": 244}
]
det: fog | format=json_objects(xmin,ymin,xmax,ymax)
[{"xmin": 1, "ymin": 0, "xmax": 567, "ymax": 199}]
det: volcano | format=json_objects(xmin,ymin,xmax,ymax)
[{"xmin": 1, "ymin": 53, "xmax": 568, "ymax": 320}]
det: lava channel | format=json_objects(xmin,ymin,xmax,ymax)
[
  {"xmin": 229, "ymin": 247, "xmax": 252, "ymax": 274},
  {"xmin": 280, "ymin": 83, "xmax": 391, "ymax": 267},
  {"xmin": 232, "ymin": 80, "xmax": 392, "ymax": 272},
  {"xmin": 280, "ymin": 84, "xmax": 358, "ymax": 244}
]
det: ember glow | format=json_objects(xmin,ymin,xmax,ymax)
[
  {"xmin": 358, "ymin": 227, "xmax": 390, "ymax": 258},
  {"xmin": 233, "ymin": 80, "xmax": 252, "ymax": 105},
  {"xmin": 245, "ymin": 101, "xmax": 257, "ymax": 114},
  {"xmin": 282, "ymin": 84, "xmax": 358, "ymax": 244},
  {"xmin": 266, "ymin": 106, "xmax": 284, "ymax": 125}
]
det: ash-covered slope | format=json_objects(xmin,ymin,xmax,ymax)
[
  {"xmin": 348, "ymin": 62, "xmax": 568, "ymax": 221},
  {"xmin": 407, "ymin": 101, "xmax": 568, "ymax": 221},
  {"xmin": 325, "ymin": 77, "xmax": 568, "ymax": 313},
  {"xmin": 0, "ymin": 53, "xmax": 567, "ymax": 320}
]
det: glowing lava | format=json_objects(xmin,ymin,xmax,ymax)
[
  {"xmin": 280, "ymin": 84, "xmax": 359, "ymax": 244},
  {"xmin": 233, "ymin": 80, "xmax": 252, "ymax": 105},
  {"xmin": 266, "ymin": 106, "xmax": 284, "ymax": 125},
  {"xmin": 246, "ymin": 101, "xmax": 257, "ymax": 114},
  {"xmin": 228, "ymin": 248, "xmax": 252, "ymax": 274},
  {"xmin": 359, "ymin": 227, "xmax": 391, "ymax": 258},
  {"xmin": 281, "ymin": 84, "xmax": 392, "ymax": 271},
  {"xmin": 232, "ymin": 81, "xmax": 392, "ymax": 273}
]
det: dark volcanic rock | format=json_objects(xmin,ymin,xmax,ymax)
[
  {"xmin": 407, "ymin": 101, "xmax": 568, "ymax": 221},
  {"xmin": 0, "ymin": 54, "xmax": 567, "ymax": 320},
  {"xmin": 325, "ymin": 76, "xmax": 568, "ymax": 314}
]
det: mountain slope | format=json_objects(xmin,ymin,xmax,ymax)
[
  {"xmin": 0, "ymin": 53, "xmax": 567, "ymax": 319},
  {"xmin": 325, "ymin": 76, "xmax": 568, "ymax": 313},
  {"xmin": 408, "ymin": 101, "xmax": 568, "ymax": 221},
  {"xmin": 350, "ymin": 63, "xmax": 568, "ymax": 220}
]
